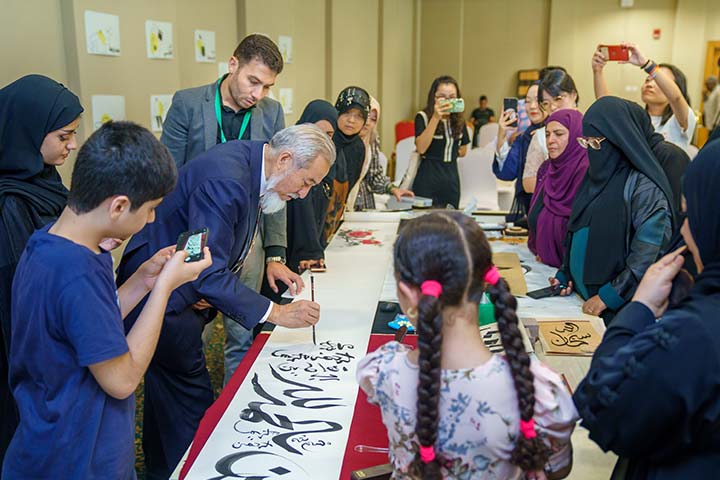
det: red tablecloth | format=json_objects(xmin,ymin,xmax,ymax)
[{"xmin": 179, "ymin": 333, "xmax": 418, "ymax": 479}]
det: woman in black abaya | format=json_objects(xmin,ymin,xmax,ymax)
[
  {"xmin": 0, "ymin": 75, "xmax": 83, "ymax": 464},
  {"xmin": 574, "ymin": 139, "xmax": 720, "ymax": 479}
]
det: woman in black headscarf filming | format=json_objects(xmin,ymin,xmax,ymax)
[
  {"xmin": 551, "ymin": 96, "xmax": 675, "ymax": 324},
  {"xmin": 0, "ymin": 75, "xmax": 83, "ymax": 463},
  {"xmin": 573, "ymin": 138, "xmax": 720, "ymax": 479}
]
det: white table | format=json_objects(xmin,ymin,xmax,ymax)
[{"xmin": 172, "ymin": 216, "xmax": 615, "ymax": 479}]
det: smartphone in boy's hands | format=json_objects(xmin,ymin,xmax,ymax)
[{"xmin": 176, "ymin": 228, "xmax": 209, "ymax": 262}]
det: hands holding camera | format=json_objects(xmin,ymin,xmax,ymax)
[
  {"xmin": 432, "ymin": 98, "xmax": 453, "ymax": 120},
  {"xmin": 496, "ymin": 109, "xmax": 518, "ymax": 150}
]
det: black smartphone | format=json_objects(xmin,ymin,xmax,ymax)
[
  {"xmin": 527, "ymin": 284, "xmax": 565, "ymax": 300},
  {"xmin": 503, "ymin": 97, "xmax": 519, "ymax": 127},
  {"xmin": 176, "ymin": 228, "xmax": 209, "ymax": 262}
]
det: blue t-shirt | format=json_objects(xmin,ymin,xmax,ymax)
[{"xmin": 3, "ymin": 225, "xmax": 135, "ymax": 480}]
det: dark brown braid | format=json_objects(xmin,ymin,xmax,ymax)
[
  {"xmin": 488, "ymin": 279, "xmax": 551, "ymax": 470},
  {"xmin": 394, "ymin": 212, "xmax": 490, "ymax": 478},
  {"xmin": 395, "ymin": 212, "xmax": 550, "ymax": 476}
]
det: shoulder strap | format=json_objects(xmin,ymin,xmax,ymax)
[{"xmin": 417, "ymin": 110, "xmax": 428, "ymax": 127}]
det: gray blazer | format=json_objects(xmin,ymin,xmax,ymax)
[{"xmin": 160, "ymin": 81, "xmax": 287, "ymax": 261}]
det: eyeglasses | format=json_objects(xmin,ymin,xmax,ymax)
[
  {"xmin": 577, "ymin": 136, "xmax": 606, "ymax": 150},
  {"xmin": 540, "ymin": 92, "xmax": 570, "ymax": 111},
  {"xmin": 341, "ymin": 110, "xmax": 365, "ymax": 121}
]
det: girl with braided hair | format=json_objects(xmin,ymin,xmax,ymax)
[{"xmin": 357, "ymin": 212, "xmax": 578, "ymax": 479}]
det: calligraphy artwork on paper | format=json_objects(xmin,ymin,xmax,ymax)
[
  {"xmin": 183, "ymin": 340, "xmax": 361, "ymax": 479},
  {"xmin": 538, "ymin": 320, "xmax": 601, "ymax": 356},
  {"xmin": 336, "ymin": 229, "xmax": 383, "ymax": 247}
]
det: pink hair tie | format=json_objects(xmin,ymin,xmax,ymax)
[
  {"xmin": 420, "ymin": 280, "xmax": 443, "ymax": 298},
  {"xmin": 519, "ymin": 419, "xmax": 537, "ymax": 439},
  {"xmin": 419, "ymin": 445, "xmax": 436, "ymax": 463},
  {"xmin": 484, "ymin": 266, "xmax": 501, "ymax": 286}
]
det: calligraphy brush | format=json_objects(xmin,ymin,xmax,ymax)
[{"xmin": 311, "ymin": 274, "xmax": 317, "ymax": 345}]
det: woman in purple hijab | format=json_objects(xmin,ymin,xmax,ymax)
[{"xmin": 528, "ymin": 109, "xmax": 588, "ymax": 267}]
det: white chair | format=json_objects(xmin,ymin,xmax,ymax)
[
  {"xmin": 394, "ymin": 137, "xmax": 415, "ymax": 183},
  {"xmin": 476, "ymin": 123, "xmax": 499, "ymax": 149},
  {"xmin": 458, "ymin": 146, "xmax": 500, "ymax": 210}
]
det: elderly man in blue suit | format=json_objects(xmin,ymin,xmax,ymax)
[
  {"xmin": 117, "ymin": 124, "xmax": 335, "ymax": 480},
  {"xmin": 160, "ymin": 34, "xmax": 296, "ymax": 385}
]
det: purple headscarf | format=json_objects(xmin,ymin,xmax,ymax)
[{"xmin": 528, "ymin": 109, "xmax": 588, "ymax": 267}]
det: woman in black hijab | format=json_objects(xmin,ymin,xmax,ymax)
[
  {"xmin": 624, "ymin": 99, "xmax": 690, "ymax": 218},
  {"xmin": 323, "ymin": 86, "xmax": 369, "ymax": 243},
  {"xmin": 0, "ymin": 74, "xmax": 83, "ymax": 463},
  {"xmin": 552, "ymin": 96, "xmax": 674, "ymax": 324},
  {"xmin": 285, "ymin": 99, "xmax": 338, "ymax": 273},
  {"xmin": 574, "ymin": 140, "xmax": 720, "ymax": 479}
]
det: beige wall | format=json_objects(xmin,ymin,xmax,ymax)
[
  {"xmin": 241, "ymin": 0, "xmax": 417, "ymax": 153},
  {"xmin": 243, "ymin": 0, "xmax": 328, "ymax": 127},
  {"xmin": 0, "ymin": 0, "xmax": 68, "ymax": 87},
  {"xmin": 379, "ymin": 0, "xmax": 418, "ymax": 151},
  {"xmin": 548, "ymin": 0, "xmax": 677, "ymax": 111},
  {"xmin": 461, "ymin": 0, "xmax": 549, "ymax": 116},
  {"xmin": 418, "ymin": 0, "xmax": 549, "ymax": 121},
  {"xmin": 4, "ymin": 0, "xmax": 720, "ymax": 168},
  {"xmin": 330, "ymin": 0, "xmax": 380, "ymax": 100},
  {"xmin": 2, "ymin": 0, "xmax": 237, "ymax": 184}
]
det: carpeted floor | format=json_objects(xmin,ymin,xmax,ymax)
[{"xmin": 133, "ymin": 315, "xmax": 226, "ymax": 479}]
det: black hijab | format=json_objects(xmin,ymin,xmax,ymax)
[
  {"xmin": 685, "ymin": 140, "xmax": 720, "ymax": 267},
  {"xmin": 285, "ymin": 101, "xmax": 339, "ymax": 270},
  {"xmin": 0, "ymin": 75, "xmax": 83, "ymax": 215},
  {"xmin": 332, "ymin": 128, "xmax": 365, "ymax": 187},
  {"xmin": 624, "ymin": 99, "xmax": 689, "ymax": 218},
  {"xmin": 568, "ymin": 96, "xmax": 675, "ymax": 284},
  {"xmin": 297, "ymin": 99, "xmax": 338, "ymax": 130}
]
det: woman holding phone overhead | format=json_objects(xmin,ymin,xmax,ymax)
[
  {"xmin": 592, "ymin": 42, "xmax": 695, "ymax": 152},
  {"xmin": 413, "ymin": 75, "xmax": 470, "ymax": 209},
  {"xmin": 493, "ymin": 81, "xmax": 548, "ymax": 220},
  {"xmin": 0, "ymin": 74, "xmax": 83, "ymax": 467}
]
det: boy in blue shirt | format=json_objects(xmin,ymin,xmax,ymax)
[{"xmin": 2, "ymin": 122, "xmax": 212, "ymax": 479}]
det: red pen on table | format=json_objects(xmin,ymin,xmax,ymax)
[{"xmin": 311, "ymin": 274, "xmax": 316, "ymax": 345}]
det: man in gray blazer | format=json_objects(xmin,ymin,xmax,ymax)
[{"xmin": 160, "ymin": 34, "xmax": 302, "ymax": 385}]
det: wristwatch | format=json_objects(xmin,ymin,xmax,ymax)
[{"xmin": 265, "ymin": 256, "xmax": 286, "ymax": 265}]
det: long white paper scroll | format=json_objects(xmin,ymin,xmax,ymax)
[{"xmin": 182, "ymin": 222, "xmax": 399, "ymax": 479}]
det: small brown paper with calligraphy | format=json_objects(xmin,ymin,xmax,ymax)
[
  {"xmin": 538, "ymin": 320, "xmax": 601, "ymax": 356},
  {"xmin": 492, "ymin": 252, "xmax": 528, "ymax": 297}
]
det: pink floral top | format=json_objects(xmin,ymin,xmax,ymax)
[{"xmin": 357, "ymin": 341, "xmax": 578, "ymax": 479}]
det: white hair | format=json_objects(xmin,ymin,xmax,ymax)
[{"xmin": 268, "ymin": 123, "xmax": 336, "ymax": 169}]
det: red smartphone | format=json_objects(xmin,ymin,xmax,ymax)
[{"xmin": 599, "ymin": 44, "xmax": 629, "ymax": 62}]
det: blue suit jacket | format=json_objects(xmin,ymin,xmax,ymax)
[{"xmin": 118, "ymin": 140, "xmax": 270, "ymax": 329}]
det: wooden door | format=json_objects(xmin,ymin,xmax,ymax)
[{"xmin": 698, "ymin": 41, "xmax": 720, "ymax": 147}]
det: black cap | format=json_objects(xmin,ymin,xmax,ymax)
[{"xmin": 335, "ymin": 86, "xmax": 371, "ymax": 121}]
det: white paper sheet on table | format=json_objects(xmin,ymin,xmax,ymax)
[
  {"xmin": 183, "ymin": 222, "xmax": 399, "ymax": 479},
  {"xmin": 379, "ymin": 241, "xmax": 585, "ymax": 319}
]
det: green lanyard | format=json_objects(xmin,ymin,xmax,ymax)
[{"xmin": 215, "ymin": 77, "xmax": 251, "ymax": 143}]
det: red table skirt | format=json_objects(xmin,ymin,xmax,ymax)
[{"xmin": 179, "ymin": 333, "xmax": 417, "ymax": 479}]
